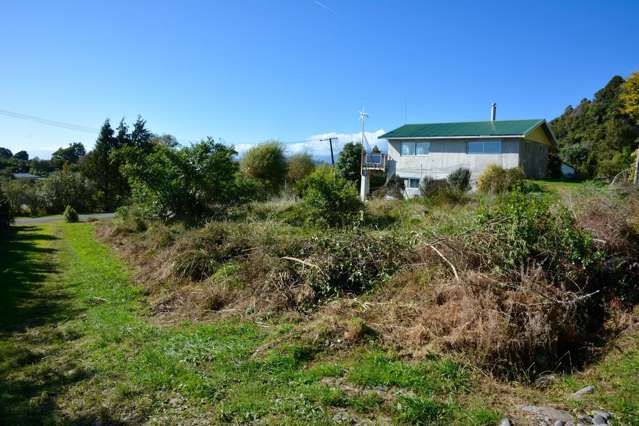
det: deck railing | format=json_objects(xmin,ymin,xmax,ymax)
[{"xmin": 362, "ymin": 153, "xmax": 387, "ymax": 170}]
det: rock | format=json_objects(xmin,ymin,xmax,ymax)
[
  {"xmin": 570, "ymin": 385, "xmax": 594, "ymax": 399},
  {"xmin": 521, "ymin": 405, "xmax": 574, "ymax": 423},
  {"xmin": 591, "ymin": 411, "xmax": 611, "ymax": 421},
  {"xmin": 498, "ymin": 418, "xmax": 512, "ymax": 426},
  {"xmin": 592, "ymin": 414, "xmax": 607, "ymax": 425},
  {"xmin": 578, "ymin": 415, "xmax": 593, "ymax": 425},
  {"xmin": 554, "ymin": 421, "xmax": 565, "ymax": 426}
]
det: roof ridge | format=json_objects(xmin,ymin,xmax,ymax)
[{"xmin": 401, "ymin": 118, "xmax": 544, "ymax": 126}]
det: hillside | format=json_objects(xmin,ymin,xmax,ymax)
[{"xmin": 550, "ymin": 74, "xmax": 639, "ymax": 178}]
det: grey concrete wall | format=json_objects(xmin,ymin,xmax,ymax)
[{"xmin": 387, "ymin": 138, "xmax": 520, "ymax": 197}]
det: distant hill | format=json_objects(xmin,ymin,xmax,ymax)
[{"xmin": 550, "ymin": 75, "xmax": 639, "ymax": 178}]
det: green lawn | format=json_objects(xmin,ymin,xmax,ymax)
[{"xmin": 0, "ymin": 224, "xmax": 499, "ymax": 424}]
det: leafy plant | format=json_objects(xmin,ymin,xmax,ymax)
[
  {"xmin": 122, "ymin": 138, "xmax": 244, "ymax": 223},
  {"xmin": 240, "ymin": 141, "xmax": 287, "ymax": 194},
  {"xmin": 446, "ymin": 168, "xmax": 471, "ymax": 192},
  {"xmin": 288, "ymin": 165, "xmax": 363, "ymax": 227},
  {"xmin": 476, "ymin": 165, "xmax": 524, "ymax": 194},
  {"xmin": 0, "ymin": 188, "xmax": 13, "ymax": 231},
  {"xmin": 63, "ymin": 205, "xmax": 79, "ymax": 223}
]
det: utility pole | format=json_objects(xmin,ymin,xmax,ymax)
[{"xmin": 320, "ymin": 137, "xmax": 337, "ymax": 165}]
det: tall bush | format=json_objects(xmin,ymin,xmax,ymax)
[
  {"xmin": 447, "ymin": 168, "xmax": 471, "ymax": 192},
  {"xmin": 240, "ymin": 141, "xmax": 287, "ymax": 194},
  {"xmin": 286, "ymin": 152, "xmax": 315, "ymax": 185},
  {"xmin": 290, "ymin": 165, "xmax": 363, "ymax": 227},
  {"xmin": 40, "ymin": 166, "xmax": 97, "ymax": 213},
  {"xmin": 122, "ymin": 138, "xmax": 244, "ymax": 223},
  {"xmin": 477, "ymin": 165, "xmax": 524, "ymax": 194}
]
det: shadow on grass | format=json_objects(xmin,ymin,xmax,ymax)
[
  {"xmin": 0, "ymin": 225, "xmax": 70, "ymax": 334},
  {"xmin": 0, "ymin": 225, "xmax": 103, "ymax": 425}
]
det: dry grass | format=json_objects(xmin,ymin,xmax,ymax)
[{"xmin": 98, "ymin": 186, "xmax": 639, "ymax": 379}]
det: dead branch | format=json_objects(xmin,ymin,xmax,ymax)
[{"xmin": 428, "ymin": 244, "xmax": 460, "ymax": 282}]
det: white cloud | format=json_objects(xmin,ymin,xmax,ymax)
[{"xmin": 233, "ymin": 129, "xmax": 387, "ymax": 160}]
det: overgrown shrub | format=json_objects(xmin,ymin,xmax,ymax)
[
  {"xmin": 476, "ymin": 165, "xmax": 524, "ymax": 194},
  {"xmin": 287, "ymin": 165, "xmax": 363, "ymax": 227},
  {"xmin": 172, "ymin": 223, "xmax": 251, "ymax": 281},
  {"xmin": 63, "ymin": 205, "xmax": 79, "ymax": 223},
  {"xmin": 40, "ymin": 166, "xmax": 97, "ymax": 213},
  {"xmin": 1, "ymin": 179, "xmax": 47, "ymax": 216},
  {"xmin": 372, "ymin": 175, "xmax": 404, "ymax": 200},
  {"xmin": 446, "ymin": 168, "xmax": 471, "ymax": 192},
  {"xmin": 419, "ymin": 176, "xmax": 467, "ymax": 205},
  {"xmin": 122, "ymin": 138, "xmax": 245, "ymax": 223},
  {"xmin": 114, "ymin": 206, "xmax": 148, "ymax": 233},
  {"xmin": 240, "ymin": 141, "xmax": 287, "ymax": 194},
  {"xmin": 471, "ymin": 191, "xmax": 599, "ymax": 286},
  {"xmin": 419, "ymin": 177, "xmax": 450, "ymax": 198},
  {"xmin": 0, "ymin": 188, "xmax": 13, "ymax": 231}
]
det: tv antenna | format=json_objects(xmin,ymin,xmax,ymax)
[{"xmin": 359, "ymin": 107, "xmax": 369, "ymax": 150}]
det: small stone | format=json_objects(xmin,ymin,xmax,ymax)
[
  {"xmin": 570, "ymin": 385, "xmax": 594, "ymax": 399},
  {"xmin": 521, "ymin": 405, "xmax": 574, "ymax": 423},
  {"xmin": 554, "ymin": 421, "xmax": 565, "ymax": 426},
  {"xmin": 591, "ymin": 411, "xmax": 611, "ymax": 421},
  {"xmin": 498, "ymin": 418, "xmax": 512, "ymax": 426},
  {"xmin": 592, "ymin": 415, "xmax": 607, "ymax": 425}
]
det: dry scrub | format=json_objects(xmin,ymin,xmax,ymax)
[{"xmin": 99, "ymin": 185, "xmax": 639, "ymax": 377}]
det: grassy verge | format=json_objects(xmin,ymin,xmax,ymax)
[{"xmin": 0, "ymin": 224, "xmax": 498, "ymax": 424}]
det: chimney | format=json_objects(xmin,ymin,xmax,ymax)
[{"xmin": 490, "ymin": 103, "xmax": 497, "ymax": 121}]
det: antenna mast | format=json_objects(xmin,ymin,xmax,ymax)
[{"xmin": 359, "ymin": 107, "xmax": 369, "ymax": 150}]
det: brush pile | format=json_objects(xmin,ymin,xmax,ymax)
[{"xmin": 99, "ymin": 184, "xmax": 639, "ymax": 376}]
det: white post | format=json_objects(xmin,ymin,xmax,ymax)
[{"xmin": 360, "ymin": 171, "xmax": 369, "ymax": 201}]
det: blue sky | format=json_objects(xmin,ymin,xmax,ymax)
[{"xmin": 1, "ymin": 0, "xmax": 638, "ymax": 158}]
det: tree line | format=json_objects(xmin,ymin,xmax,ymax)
[
  {"xmin": 0, "ymin": 114, "xmax": 369, "ymax": 227},
  {"xmin": 550, "ymin": 71, "xmax": 639, "ymax": 178}
]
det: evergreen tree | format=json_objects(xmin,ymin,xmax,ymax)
[
  {"xmin": 114, "ymin": 118, "xmax": 131, "ymax": 149},
  {"xmin": 336, "ymin": 142, "xmax": 363, "ymax": 183},
  {"xmin": 81, "ymin": 120, "xmax": 122, "ymax": 210},
  {"xmin": 131, "ymin": 116, "xmax": 153, "ymax": 151}
]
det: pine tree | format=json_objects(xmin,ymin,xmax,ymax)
[
  {"xmin": 131, "ymin": 116, "xmax": 153, "ymax": 151},
  {"xmin": 81, "ymin": 120, "xmax": 119, "ymax": 210}
]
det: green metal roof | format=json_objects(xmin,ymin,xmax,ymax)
[{"xmin": 379, "ymin": 119, "xmax": 545, "ymax": 139}]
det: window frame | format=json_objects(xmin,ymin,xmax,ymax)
[
  {"xmin": 401, "ymin": 142, "xmax": 416, "ymax": 155},
  {"xmin": 467, "ymin": 140, "xmax": 502, "ymax": 154},
  {"xmin": 407, "ymin": 178, "xmax": 420, "ymax": 189},
  {"xmin": 415, "ymin": 142, "xmax": 431, "ymax": 155}
]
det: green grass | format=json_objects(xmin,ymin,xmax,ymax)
[
  {"xmin": 1, "ymin": 222, "xmax": 637, "ymax": 424},
  {"xmin": 530, "ymin": 178, "xmax": 596, "ymax": 195},
  {"xmin": 0, "ymin": 223, "xmax": 492, "ymax": 424}
]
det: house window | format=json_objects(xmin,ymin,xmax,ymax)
[
  {"xmin": 415, "ymin": 142, "xmax": 430, "ymax": 155},
  {"xmin": 468, "ymin": 140, "xmax": 501, "ymax": 154},
  {"xmin": 401, "ymin": 142, "xmax": 415, "ymax": 155},
  {"xmin": 407, "ymin": 178, "xmax": 420, "ymax": 189}
]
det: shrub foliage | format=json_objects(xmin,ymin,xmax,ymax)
[
  {"xmin": 289, "ymin": 165, "xmax": 363, "ymax": 227},
  {"xmin": 476, "ymin": 165, "xmax": 524, "ymax": 194}
]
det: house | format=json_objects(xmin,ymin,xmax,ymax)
[
  {"xmin": 375, "ymin": 107, "xmax": 557, "ymax": 198},
  {"xmin": 12, "ymin": 172, "xmax": 44, "ymax": 181}
]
